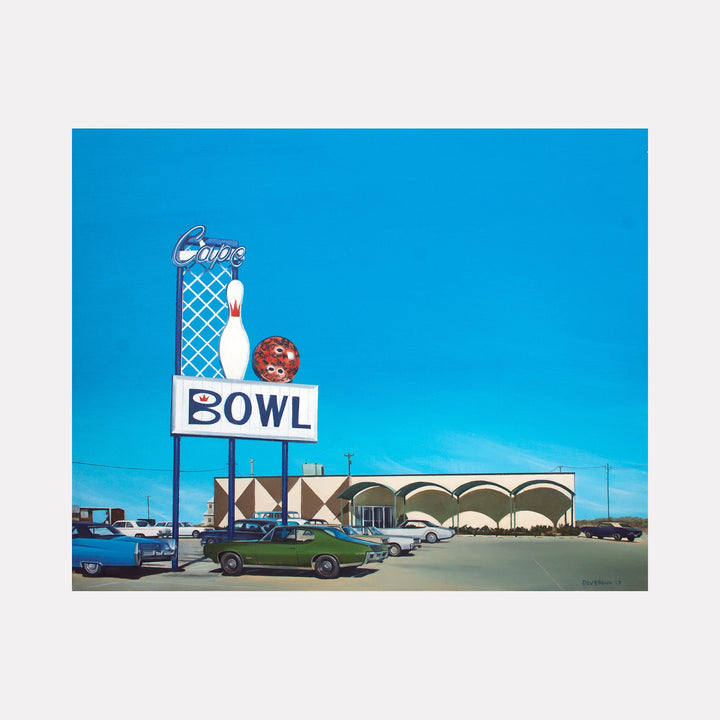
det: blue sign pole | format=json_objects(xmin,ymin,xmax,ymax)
[
  {"xmin": 228, "ymin": 439, "xmax": 236, "ymax": 539},
  {"xmin": 281, "ymin": 441, "xmax": 289, "ymax": 524},
  {"xmin": 171, "ymin": 265, "xmax": 183, "ymax": 570}
]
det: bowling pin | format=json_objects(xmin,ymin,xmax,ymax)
[{"xmin": 219, "ymin": 279, "xmax": 250, "ymax": 380}]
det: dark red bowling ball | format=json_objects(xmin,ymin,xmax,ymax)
[{"xmin": 251, "ymin": 336, "xmax": 300, "ymax": 382}]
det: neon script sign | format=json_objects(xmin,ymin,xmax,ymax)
[{"xmin": 171, "ymin": 225, "xmax": 246, "ymax": 269}]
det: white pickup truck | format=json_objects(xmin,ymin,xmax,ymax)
[{"xmin": 112, "ymin": 520, "xmax": 165, "ymax": 538}]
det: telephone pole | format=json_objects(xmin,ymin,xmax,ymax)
[
  {"xmin": 344, "ymin": 453, "xmax": 354, "ymax": 476},
  {"xmin": 606, "ymin": 463, "xmax": 611, "ymax": 519}
]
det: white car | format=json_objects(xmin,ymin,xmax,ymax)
[
  {"xmin": 394, "ymin": 519, "xmax": 456, "ymax": 543},
  {"xmin": 343, "ymin": 526, "xmax": 422, "ymax": 557},
  {"xmin": 112, "ymin": 520, "xmax": 165, "ymax": 538},
  {"xmin": 154, "ymin": 521, "xmax": 204, "ymax": 538}
]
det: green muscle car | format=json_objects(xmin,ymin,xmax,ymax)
[{"xmin": 203, "ymin": 525, "xmax": 386, "ymax": 579}]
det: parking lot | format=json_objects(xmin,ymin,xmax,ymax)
[{"xmin": 71, "ymin": 534, "xmax": 648, "ymax": 591}]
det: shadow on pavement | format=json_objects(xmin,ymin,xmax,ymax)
[
  {"xmin": 206, "ymin": 566, "xmax": 380, "ymax": 579},
  {"xmin": 73, "ymin": 565, "xmax": 178, "ymax": 580}
]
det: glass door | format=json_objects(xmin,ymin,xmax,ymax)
[{"xmin": 354, "ymin": 506, "xmax": 395, "ymax": 528}]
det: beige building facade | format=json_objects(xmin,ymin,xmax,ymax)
[{"xmin": 212, "ymin": 471, "xmax": 575, "ymax": 529}]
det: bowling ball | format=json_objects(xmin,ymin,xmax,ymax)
[{"xmin": 252, "ymin": 336, "xmax": 300, "ymax": 383}]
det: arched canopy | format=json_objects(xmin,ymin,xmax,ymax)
[
  {"xmin": 395, "ymin": 481, "xmax": 453, "ymax": 499},
  {"xmin": 338, "ymin": 481, "xmax": 396, "ymax": 501},
  {"xmin": 453, "ymin": 480, "xmax": 512, "ymax": 498},
  {"xmin": 511, "ymin": 479, "xmax": 575, "ymax": 498}
]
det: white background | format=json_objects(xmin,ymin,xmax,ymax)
[{"xmin": 3, "ymin": 1, "xmax": 717, "ymax": 718}]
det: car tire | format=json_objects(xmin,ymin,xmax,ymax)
[
  {"xmin": 388, "ymin": 543, "xmax": 401, "ymax": 557},
  {"xmin": 135, "ymin": 533, "xmax": 145, "ymax": 537},
  {"xmin": 584, "ymin": 531, "xmax": 593, "ymax": 538},
  {"xmin": 628, "ymin": 535, "xmax": 635, "ymax": 542},
  {"xmin": 425, "ymin": 532, "xmax": 438, "ymax": 544},
  {"xmin": 192, "ymin": 530, "xmax": 200, "ymax": 538},
  {"xmin": 82, "ymin": 562, "xmax": 103, "ymax": 577},
  {"xmin": 220, "ymin": 552, "xmax": 244, "ymax": 576},
  {"xmin": 613, "ymin": 532, "xmax": 621, "ymax": 541},
  {"xmin": 205, "ymin": 537, "xmax": 216, "ymax": 544},
  {"xmin": 314, "ymin": 555, "xmax": 340, "ymax": 579}
]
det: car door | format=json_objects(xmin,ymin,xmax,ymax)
[
  {"xmin": 294, "ymin": 528, "xmax": 318, "ymax": 568},
  {"xmin": 253, "ymin": 527, "xmax": 298, "ymax": 567}
]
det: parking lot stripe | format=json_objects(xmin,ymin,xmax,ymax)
[{"xmin": 533, "ymin": 559, "xmax": 564, "ymax": 590}]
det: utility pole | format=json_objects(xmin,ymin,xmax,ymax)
[
  {"xmin": 146, "ymin": 495, "xmax": 151, "ymax": 518},
  {"xmin": 344, "ymin": 453, "xmax": 354, "ymax": 476},
  {"xmin": 249, "ymin": 459, "xmax": 254, "ymax": 476},
  {"xmin": 606, "ymin": 463, "xmax": 611, "ymax": 519}
]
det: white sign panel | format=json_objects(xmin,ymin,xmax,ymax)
[{"xmin": 171, "ymin": 376, "xmax": 318, "ymax": 443}]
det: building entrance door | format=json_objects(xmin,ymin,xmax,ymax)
[{"xmin": 355, "ymin": 506, "xmax": 395, "ymax": 528}]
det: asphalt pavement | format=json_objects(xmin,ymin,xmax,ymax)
[{"xmin": 71, "ymin": 534, "xmax": 648, "ymax": 591}]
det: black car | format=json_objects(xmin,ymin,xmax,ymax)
[
  {"xmin": 200, "ymin": 519, "xmax": 278, "ymax": 545},
  {"xmin": 580, "ymin": 521, "xmax": 643, "ymax": 541}
]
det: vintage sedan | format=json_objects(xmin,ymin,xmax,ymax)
[
  {"xmin": 394, "ymin": 519, "xmax": 456, "ymax": 543},
  {"xmin": 155, "ymin": 521, "xmax": 204, "ymax": 538},
  {"xmin": 342, "ymin": 525, "xmax": 421, "ymax": 556},
  {"xmin": 580, "ymin": 521, "xmax": 643, "ymax": 541},
  {"xmin": 200, "ymin": 519, "xmax": 277, "ymax": 545},
  {"xmin": 203, "ymin": 524, "xmax": 386, "ymax": 579},
  {"xmin": 112, "ymin": 519, "xmax": 165, "ymax": 537},
  {"xmin": 72, "ymin": 522, "xmax": 176, "ymax": 576}
]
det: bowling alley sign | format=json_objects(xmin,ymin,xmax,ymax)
[{"xmin": 170, "ymin": 225, "xmax": 318, "ymax": 443}]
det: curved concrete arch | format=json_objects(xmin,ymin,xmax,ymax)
[
  {"xmin": 403, "ymin": 488, "xmax": 455, "ymax": 524},
  {"xmin": 337, "ymin": 481, "xmax": 396, "ymax": 500},
  {"xmin": 512, "ymin": 478, "xmax": 574, "ymax": 499},
  {"xmin": 395, "ymin": 481, "xmax": 453, "ymax": 499},
  {"xmin": 512, "ymin": 487, "xmax": 573, "ymax": 527},
  {"xmin": 453, "ymin": 480, "xmax": 512, "ymax": 498},
  {"xmin": 458, "ymin": 487, "xmax": 513, "ymax": 526}
]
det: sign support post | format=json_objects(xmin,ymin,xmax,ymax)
[
  {"xmin": 281, "ymin": 441, "xmax": 289, "ymax": 524},
  {"xmin": 228, "ymin": 439, "xmax": 236, "ymax": 540}
]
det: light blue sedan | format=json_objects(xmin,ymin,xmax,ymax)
[{"xmin": 72, "ymin": 522, "xmax": 176, "ymax": 576}]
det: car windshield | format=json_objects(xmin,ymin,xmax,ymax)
[
  {"xmin": 342, "ymin": 526, "xmax": 361, "ymax": 535},
  {"xmin": 368, "ymin": 527, "xmax": 384, "ymax": 535},
  {"xmin": 89, "ymin": 525, "xmax": 123, "ymax": 537}
]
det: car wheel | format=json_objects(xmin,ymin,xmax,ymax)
[
  {"xmin": 314, "ymin": 555, "xmax": 340, "ymax": 579},
  {"xmin": 584, "ymin": 531, "xmax": 593, "ymax": 538},
  {"xmin": 135, "ymin": 533, "xmax": 145, "ymax": 537},
  {"xmin": 426, "ymin": 532, "xmax": 438, "ymax": 544},
  {"xmin": 82, "ymin": 562, "xmax": 102, "ymax": 577},
  {"xmin": 192, "ymin": 530, "xmax": 200, "ymax": 538},
  {"xmin": 613, "ymin": 532, "xmax": 621, "ymax": 541},
  {"xmin": 205, "ymin": 537, "xmax": 216, "ymax": 544},
  {"xmin": 220, "ymin": 552, "xmax": 244, "ymax": 576},
  {"xmin": 388, "ymin": 543, "xmax": 401, "ymax": 557}
]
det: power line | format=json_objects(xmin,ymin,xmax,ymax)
[{"xmin": 73, "ymin": 461, "xmax": 226, "ymax": 473}]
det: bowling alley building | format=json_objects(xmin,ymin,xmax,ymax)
[{"xmin": 211, "ymin": 464, "xmax": 575, "ymax": 529}]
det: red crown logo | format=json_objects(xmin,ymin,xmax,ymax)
[
  {"xmin": 199, "ymin": 394, "xmax": 209, "ymax": 402},
  {"xmin": 229, "ymin": 300, "xmax": 241, "ymax": 317}
]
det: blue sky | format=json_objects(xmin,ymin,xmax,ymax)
[{"xmin": 72, "ymin": 129, "xmax": 647, "ymax": 523}]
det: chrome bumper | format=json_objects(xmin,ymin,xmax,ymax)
[{"xmin": 363, "ymin": 550, "xmax": 386, "ymax": 564}]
